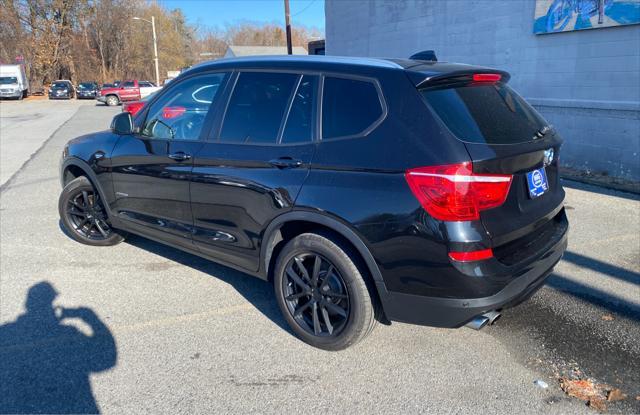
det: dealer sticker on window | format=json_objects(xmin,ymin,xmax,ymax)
[{"xmin": 526, "ymin": 168, "xmax": 549, "ymax": 198}]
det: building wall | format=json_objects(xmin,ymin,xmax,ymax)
[{"xmin": 326, "ymin": 0, "xmax": 640, "ymax": 180}]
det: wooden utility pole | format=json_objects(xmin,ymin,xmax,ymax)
[{"xmin": 284, "ymin": 0, "xmax": 292, "ymax": 55}]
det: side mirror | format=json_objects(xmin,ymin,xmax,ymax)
[{"xmin": 111, "ymin": 112, "xmax": 133, "ymax": 135}]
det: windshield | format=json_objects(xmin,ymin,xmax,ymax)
[
  {"xmin": 52, "ymin": 82, "xmax": 69, "ymax": 89},
  {"xmin": 421, "ymin": 83, "xmax": 547, "ymax": 144},
  {"xmin": 78, "ymin": 83, "xmax": 95, "ymax": 89},
  {"xmin": 0, "ymin": 77, "xmax": 18, "ymax": 85}
]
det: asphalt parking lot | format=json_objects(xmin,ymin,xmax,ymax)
[{"xmin": 1, "ymin": 101, "xmax": 639, "ymax": 413}]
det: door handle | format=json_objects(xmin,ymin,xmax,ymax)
[
  {"xmin": 168, "ymin": 152, "xmax": 191, "ymax": 161},
  {"xmin": 269, "ymin": 157, "xmax": 303, "ymax": 169}
]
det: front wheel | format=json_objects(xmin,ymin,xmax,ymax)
[
  {"xmin": 105, "ymin": 95, "xmax": 119, "ymax": 106},
  {"xmin": 58, "ymin": 176, "xmax": 125, "ymax": 246},
  {"xmin": 274, "ymin": 232, "xmax": 377, "ymax": 350}
]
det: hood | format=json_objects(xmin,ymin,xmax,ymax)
[
  {"xmin": 68, "ymin": 130, "xmax": 112, "ymax": 145},
  {"xmin": 0, "ymin": 83, "xmax": 20, "ymax": 89}
]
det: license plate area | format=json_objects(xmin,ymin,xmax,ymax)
[{"xmin": 526, "ymin": 168, "xmax": 549, "ymax": 198}]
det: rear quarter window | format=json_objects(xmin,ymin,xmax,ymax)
[
  {"xmin": 322, "ymin": 77, "xmax": 384, "ymax": 140},
  {"xmin": 421, "ymin": 83, "xmax": 547, "ymax": 144}
]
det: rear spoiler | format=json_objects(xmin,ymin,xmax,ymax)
[{"xmin": 408, "ymin": 69, "xmax": 511, "ymax": 89}]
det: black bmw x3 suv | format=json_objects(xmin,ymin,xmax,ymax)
[{"xmin": 59, "ymin": 55, "xmax": 568, "ymax": 350}]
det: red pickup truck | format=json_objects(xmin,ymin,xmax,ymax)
[{"xmin": 98, "ymin": 80, "xmax": 161, "ymax": 106}]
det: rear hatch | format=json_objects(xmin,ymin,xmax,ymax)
[{"xmin": 418, "ymin": 72, "xmax": 565, "ymax": 256}]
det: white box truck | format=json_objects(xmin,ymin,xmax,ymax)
[{"xmin": 0, "ymin": 64, "xmax": 29, "ymax": 100}]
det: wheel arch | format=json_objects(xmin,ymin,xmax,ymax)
[
  {"xmin": 61, "ymin": 157, "xmax": 114, "ymax": 217},
  {"xmin": 260, "ymin": 211, "xmax": 388, "ymax": 296}
]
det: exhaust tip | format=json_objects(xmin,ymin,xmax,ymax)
[
  {"xmin": 465, "ymin": 315, "xmax": 490, "ymax": 330},
  {"xmin": 484, "ymin": 310, "xmax": 501, "ymax": 325},
  {"xmin": 465, "ymin": 311, "xmax": 501, "ymax": 330}
]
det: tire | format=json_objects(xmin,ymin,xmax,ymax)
[
  {"xmin": 105, "ymin": 95, "xmax": 119, "ymax": 106},
  {"xmin": 274, "ymin": 232, "xmax": 377, "ymax": 350},
  {"xmin": 58, "ymin": 176, "xmax": 125, "ymax": 246}
]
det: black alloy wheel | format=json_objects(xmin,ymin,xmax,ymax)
[
  {"xmin": 66, "ymin": 189, "xmax": 111, "ymax": 240},
  {"xmin": 274, "ymin": 232, "xmax": 377, "ymax": 350},
  {"xmin": 58, "ymin": 176, "xmax": 125, "ymax": 246},
  {"xmin": 282, "ymin": 253, "xmax": 350, "ymax": 337}
]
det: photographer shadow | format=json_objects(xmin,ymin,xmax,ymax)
[{"xmin": 0, "ymin": 281, "xmax": 116, "ymax": 414}]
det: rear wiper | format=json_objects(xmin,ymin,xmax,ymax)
[{"xmin": 534, "ymin": 125, "xmax": 553, "ymax": 139}]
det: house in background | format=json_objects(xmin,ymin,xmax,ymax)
[
  {"xmin": 224, "ymin": 45, "xmax": 308, "ymax": 58},
  {"xmin": 325, "ymin": 0, "xmax": 640, "ymax": 184}
]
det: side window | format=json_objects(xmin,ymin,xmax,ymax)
[
  {"xmin": 141, "ymin": 72, "xmax": 227, "ymax": 140},
  {"xmin": 122, "ymin": 81, "xmax": 135, "ymax": 88},
  {"xmin": 220, "ymin": 72, "xmax": 298, "ymax": 144},
  {"xmin": 281, "ymin": 75, "xmax": 318, "ymax": 144},
  {"xmin": 322, "ymin": 77, "xmax": 383, "ymax": 140},
  {"xmin": 139, "ymin": 81, "xmax": 153, "ymax": 87}
]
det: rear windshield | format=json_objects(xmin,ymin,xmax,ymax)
[{"xmin": 421, "ymin": 83, "xmax": 547, "ymax": 144}]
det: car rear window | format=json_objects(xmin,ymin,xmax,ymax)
[{"xmin": 421, "ymin": 83, "xmax": 547, "ymax": 144}]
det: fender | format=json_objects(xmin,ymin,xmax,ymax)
[
  {"xmin": 259, "ymin": 210, "xmax": 389, "ymax": 296},
  {"xmin": 61, "ymin": 157, "xmax": 115, "ymax": 218}
]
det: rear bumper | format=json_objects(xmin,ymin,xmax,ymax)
[{"xmin": 380, "ymin": 211, "xmax": 568, "ymax": 328}]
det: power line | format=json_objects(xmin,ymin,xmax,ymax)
[{"xmin": 292, "ymin": 0, "xmax": 318, "ymax": 17}]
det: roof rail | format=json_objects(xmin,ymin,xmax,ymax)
[{"xmin": 409, "ymin": 50, "xmax": 437, "ymax": 62}]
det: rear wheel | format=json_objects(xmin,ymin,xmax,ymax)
[
  {"xmin": 274, "ymin": 232, "xmax": 377, "ymax": 350},
  {"xmin": 105, "ymin": 95, "xmax": 119, "ymax": 106},
  {"xmin": 58, "ymin": 176, "xmax": 125, "ymax": 246}
]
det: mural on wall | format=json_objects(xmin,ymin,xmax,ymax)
[{"xmin": 534, "ymin": 0, "xmax": 640, "ymax": 34}]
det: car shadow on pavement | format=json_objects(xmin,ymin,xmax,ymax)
[
  {"xmin": 124, "ymin": 235, "xmax": 292, "ymax": 335},
  {"xmin": 0, "ymin": 281, "xmax": 116, "ymax": 414}
]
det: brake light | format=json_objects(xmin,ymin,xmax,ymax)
[
  {"xmin": 405, "ymin": 162, "xmax": 512, "ymax": 221},
  {"xmin": 162, "ymin": 106, "xmax": 186, "ymax": 119},
  {"xmin": 472, "ymin": 73, "xmax": 501, "ymax": 83},
  {"xmin": 448, "ymin": 249, "xmax": 493, "ymax": 262},
  {"xmin": 123, "ymin": 101, "xmax": 145, "ymax": 116}
]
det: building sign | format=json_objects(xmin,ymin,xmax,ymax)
[{"xmin": 534, "ymin": 0, "xmax": 640, "ymax": 34}]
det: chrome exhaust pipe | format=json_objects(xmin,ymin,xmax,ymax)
[
  {"xmin": 484, "ymin": 310, "xmax": 501, "ymax": 325},
  {"xmin": 465, "ymin": 311, "xmax": 501, "ymax": 330},
  {"xmin": 466, "ymin": 315, "xmax": 490, "ymax": 330}
]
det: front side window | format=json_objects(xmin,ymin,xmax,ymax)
[
  {"xmin": 220, "ymin": 72, "xmax": 298, "ymax": 144},
  {"xmin": 141, "ymin": 72, "xmax": 227, "ymax": 140},
  {"xmin": 281, "ymin": 75, "xmax": 318, "ymax": 144},
  {"xmin": 322, "ymin": 77, "xmax": 383, "ymax": 140}
]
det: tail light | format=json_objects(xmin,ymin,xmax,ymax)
[
  {"xmin": 405, "ymin": 162, "xmax": 512, "ymax": 221},
  {"xmin": 162, "ymin": 106, "xmax": 186, "ymax": 119},
  {"xmin": 123, "ymin": 101, "xmax": 145, "ymax": 116},
  {"xmin": 448, "ymin": 249, "xmax": 493, "ymax": 262},
  {"xmin": 472, "ymin": 73, "xmax": 502, "ymax": 83}
]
